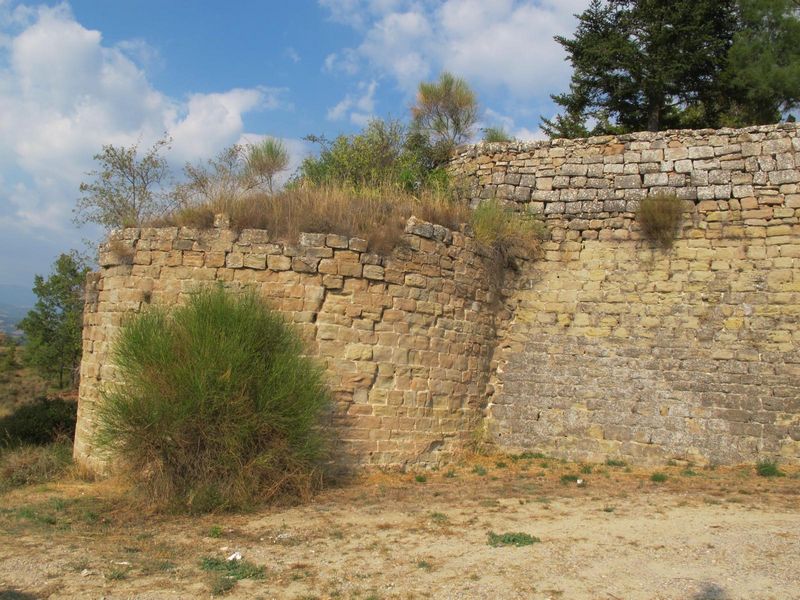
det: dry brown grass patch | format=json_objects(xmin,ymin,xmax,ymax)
[{"xmin": 155, "ymin": 184, "xmax": 470, "ymax": 255}]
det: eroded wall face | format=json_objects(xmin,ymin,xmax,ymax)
[
  {"xmin": 453, "ymin": 124, "xmax": 800, "ymax": 464},
  {"xmin": 75, "ymin": 219, "xmax": 502, "ymax": 472},
  {"xmin": 77, "ymin": 124, "xmax": 800, "ymax": 471}
]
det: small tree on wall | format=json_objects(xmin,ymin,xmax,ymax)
[
  {"xmin": 411, "ymin": 72, "xmax": 479, "ymax": 151},
  {"xmin": 75, "ymin": 136, "xmax": 174, "ymax": 229}
]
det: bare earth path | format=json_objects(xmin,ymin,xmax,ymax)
[{"xmin": 1, "ymin": 458, "xmax": 798, "ymax": 600}]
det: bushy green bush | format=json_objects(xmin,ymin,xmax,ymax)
[
  {"xmin": 95, "ymin": 287, "xmax": 330, "ymax": 512},
  {"xmin": 637, "ymin": 193, "xmax": 685, "ymax": 248},
  {"xmin": 297, "ymin": 119, "xmax": 449, "ymax": 192},
  {"xmin": 0, "ymin": 397, "xmax": 77, "ymax": 448}
]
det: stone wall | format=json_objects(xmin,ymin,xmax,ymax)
[
  {"xmin": 452, "ymin": 123, "xmax": 800, "ymax": 464},
  {"xmin": 76, "ymin": 123, "xmax": 800, "ymax": 471},
  {"xmin": 74, "ymin": 217, "xmax": 506, "ymax": 472}
]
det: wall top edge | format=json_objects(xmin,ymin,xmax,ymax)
[{"xmin": 454, "ymin": 123, "xmax": 800, "ymax": 157}]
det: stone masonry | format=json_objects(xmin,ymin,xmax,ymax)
[
  {"xmin": 452, "ymin": 123, "xmax": 800, "ymax": 465},
  {"xmin": 74, "ymin": 217, "xmax": 505, "ymax": 473},
  {"xmin": 76, "ymin": 123, "xmax": 800, "ymax": 472}
]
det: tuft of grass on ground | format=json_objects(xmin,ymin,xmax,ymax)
[
  {"xmin": 487, "ymin": 532, "xmax": 541, "ymax": 547},
  {"xmin": 756, "ymin": 460, "xmax": 785, "ymax": 478}
]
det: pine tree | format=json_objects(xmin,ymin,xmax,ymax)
[
  {"xmin": 543, "ymin": 0, "xmax": 739, "ymax": 137},
  {"xmin": 19, "ymin": 253, "xmax": 89, "ymax": 389}
]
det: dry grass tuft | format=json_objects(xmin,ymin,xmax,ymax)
[
  {"xmin": 637, "ymin": 192, "xmax": 685, "ymax": 248},
  {"xmin": 154, "ymin": 184, "xmax": 469, "ymax": 255}
]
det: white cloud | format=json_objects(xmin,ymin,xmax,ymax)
[
  {"xmin": 0, "ymin": 3, "xmax": 285, "ymax": 237},
  {"xmin": 323, "ymin": 48, "xmax": 360, "ymax": 75},
  {"xmin": 326, "ymin": 79, "xmax": 378, "ymax": 125},
  {"xmin": 320, "ymin": 0, "xmax": 589, "ymax": 96},
  {"xmin": 284, "ymin": 46, "xmax": 301, "ymax": 63}
]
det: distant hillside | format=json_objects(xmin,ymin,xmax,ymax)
[{"xmin": 0, "ymin": 303, "xmax": 28, "ymax": 336}]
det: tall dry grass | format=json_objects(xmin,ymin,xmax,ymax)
[{"xmin": 154, "ymin": 184, "xmax": 469, "ymax": 255}]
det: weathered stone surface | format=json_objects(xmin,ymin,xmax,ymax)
[{"xmin": 76, "ymin": 123, "xmax": 800, "ymax": 475}]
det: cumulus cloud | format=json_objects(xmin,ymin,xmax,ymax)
[
  {"xmin": 0, "ymin": 3, "xmax": 286, "ymax": 234},
  {"xmin": 327, "ymin": 79, "xmax": 378, "ymax": 125},
  {"xmin": 319, "ymin": 0, "xmax": 589, "ymax": 96},
  {"xmin": 0, "ymin": 2, "xmax": 293, "ymax": 286}
]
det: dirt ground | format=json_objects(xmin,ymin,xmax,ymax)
[{"xmin": 0, "ymin": 455, "xmax": 798, "ymax": 600}]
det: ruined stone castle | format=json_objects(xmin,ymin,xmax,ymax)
[{"xmin": 75, "ymin": 123, "xmax": 800, "ymax": 472}]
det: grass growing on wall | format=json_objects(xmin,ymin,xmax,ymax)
[
  {"xmin": 471, "ymin": 200, "xmax": 547, "ymax": 260},
  {"xmin": 637, "ymin": 193, "xmax": 685, "ymax": 248},
  {"xmin": 155, "ymin": 184, "xmax": 470, "ymax": 256},
  {"xmin": 152, "ymin": 184, "xmax": 546, "ymax": 260},
  {"xmin": 95, "ymin": 287, "xmax": 331, "ymax": 513}
]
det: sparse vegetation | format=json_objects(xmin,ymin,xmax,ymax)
[
  {"xmin": 0, "ymin": 441, "xmax": 72, "ymax": 492},
  {"xmin": 605, "ymin": 458, "xmax": 626, "ymax": 467},
  {"xmin": 637, "ymin": 193, "xmax": 685, "ymax": 248},
  {"xmin": 482, "ymin": 127, "xmax": 513, "ymax": 143},
  {"xmin": 75, "ymin": 135, "xmax": 175, "ymax": 229},
  {"xmin": 756, "ymin": 460, "xmax": 785, "ymax": 478},
  {"xmin": 471, "ymin": 200, "xmax": 547, "ymax": 260},
  {"xmin": 487, "ymin": 531, "xmax": 540, "ymax": 547},
  {"xmin": 156, "ymin": 183, "xmax": 469, "ymax": 256},
  {"xmin": 412, "ymin": 71, "xmax": 479, "ymax": 150},
  {"xmin": 414, "ymin": 474, "xmax": 427, "ymax": 483},
  {"xmin": 651, "ymin": 472, "xmax": 669, "ymax": 483},
  {"xmin": 94, "ymin": 287, "xmax": 331, "ymax": 512}
]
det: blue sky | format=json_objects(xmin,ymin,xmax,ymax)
[{"xmin": 0, "ymin": 0, "xmax": 588, "ymax": 303}]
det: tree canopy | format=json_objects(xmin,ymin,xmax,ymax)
[
  {"xmin": 544, "ymin": 0, "xmax": 800, "ymax": 138},
  {"xmin": 75, "ymin": 136, "xmax": 174, "ymax": 229},
  {"xmin": 411, "ymin": 71, "xmax": 479, "ymax": 149},
  {"xmin": 19, "ymin": 253, "xmax": 89, "ymax": 389}
]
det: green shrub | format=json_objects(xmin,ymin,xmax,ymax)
[
  {"xmin": 487, "ymin": 531, "xmax": 540, "ymax": 547},
  {"xmin": 0, "ymin": 397, "xmax": 77, "ymax": 448},
  {"xmin": 0, "ymin": 442, "xmax": 72, "ymax": 491},
  {"xmin": 637, "ymin": 193, "xmax": 685, "ymax": 248},
  {"xmin": 650, "ymin": 472, "xmax": 668, "ymax": 483},
  {"xmin": 482, "ymin": 127, "xmax": 513, "ymax": 143},
  {"xmin": 755, "ymin": 460, "xmax": 785, "ymax": 478},
  {"xmin": 95, "ymin": 287, "xmax": 331, "ymax": 512},
  {"xmin": 471, "ymin": 200, "xmax": 546, "ymax": 259}
]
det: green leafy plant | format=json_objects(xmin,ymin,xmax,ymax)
[
  {"xmin": 208, "ymin": 525, "xmax": 223, "ymax": 538},
  {"xmin": 605, "ymin": 458, "xmax": 626, "ymax": 467},
  {"xmin": 95, "ymin": 287, "xmax": 330, "ymax": 512},
  {"xmin": 650, "ymin": 472, "xmax": 668, "ymax": 483},
  {"xmin": 487, "ymin": 532, "xmax": 541, "ymax": 547},
  {"xmin": 472, "ymin": 465, "xmax": 487, "ymax": 476},
  {"xmin": 637, "ymin": 193, "xmax": 685, "ymax": 248},
  {"xmin": 200, "ymin": 557, "xmax": 266, "ymax": 580},
  {"xmin": 755, "ymin": 460, "xmax": 785, "ymax": 478},
  {"xmin": 414, "ymin": 474, "xmax": 427, "ymax": 483}
]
